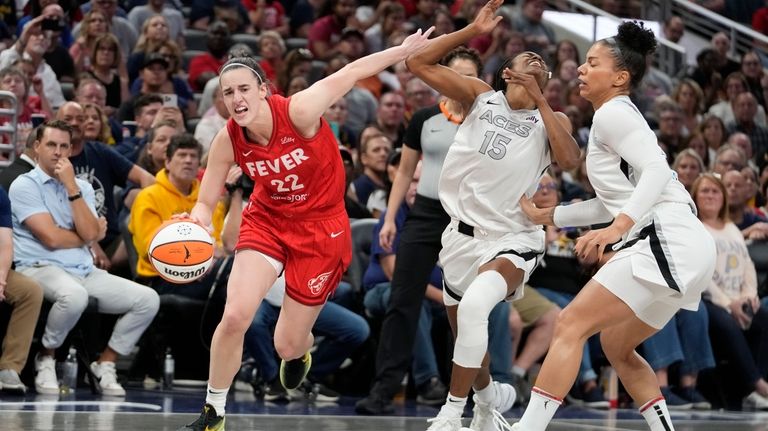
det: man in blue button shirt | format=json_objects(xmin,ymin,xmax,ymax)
[{"xmin": 8, "ymin": 120, "xmax": 159, "ymax": 396}]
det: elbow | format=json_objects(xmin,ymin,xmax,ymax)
[{"xmin": 404, "ymin": 56, "xmax": 425, "ymax": 75}]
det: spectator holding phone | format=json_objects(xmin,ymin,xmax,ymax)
[{"xmin": 692, "ymin": 174, "xmax": 768, "ymax": 410}]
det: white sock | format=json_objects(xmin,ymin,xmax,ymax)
[
  {"xmin": 205, "ymin": 384, "xmax": 230, "ymax": 416},
  {"xmin": 474, "ymin": 381, "xmax": 496, "ymax": 405},
  {"xmin": 512, "ymin": 365, "xmax": 527, "ymax": 377},
  {"xmin": 439, "ymin": 392, "xmax": 467, "ymax": 417},
  {"xmin": 640, "ymin": 397, "xmax": 675, "ymax": 431},
  {"xmin": 518, "ymin": 387, "xmax": 563, "ymax": 430}
]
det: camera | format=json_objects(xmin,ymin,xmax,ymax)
[{"xmin": 41, "ymin": 17, "xmax": 63, "ymax": 32}]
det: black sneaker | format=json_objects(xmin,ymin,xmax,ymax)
[
  {"xmin": 355, "ymin": 393, "xmax": 395, "ymax": 415},
  {"xmin": 280, "ymin": 352, "xmax": 312, "ymax": 390},
  {"xmin": 264, "ymin": 378, "xmax": 290, "ymax": 402},
  {"xmin": 177, "ymin": 404, "xmax": 225, "ymax": 431},
  {"xmin": 416, "ymin": 376, "xmax": 447, "ymax": 406},
  {"xmin": 674, "ymin": 386, "xmax": 711, "ymax": 410},
  {"xmin": 510, "ymin": 374, "xmax": 531, "ymax": 405},
  {"xmin": 288, "ymin": 380, "xmax": 340, "ymax": 402}
]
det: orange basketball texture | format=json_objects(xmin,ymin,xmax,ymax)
[{"xmin": 148, "ymin": 220, "xmax": 215, "ymax": 283}]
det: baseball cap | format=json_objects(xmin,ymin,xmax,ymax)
[
  {"xmin": 143, "ymin": 53, "xmax": 170, "ymax": 69},
  {"xmin": 341, "ymin": 27, "xmax": 364, "ymax": 41}
]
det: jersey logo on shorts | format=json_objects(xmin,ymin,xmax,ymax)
[{"xmin": 308, "ymin": 271, "xmax": 333, "ymax": 295}]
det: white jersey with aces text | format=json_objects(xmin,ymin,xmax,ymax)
[{"xmin": 438, "ymin": 90, "xmax": 550, "ymax": 233}]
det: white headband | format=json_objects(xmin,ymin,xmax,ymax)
[{"xmin": 220, "ymin": 63, "xmax": 263, "ymax": 84}]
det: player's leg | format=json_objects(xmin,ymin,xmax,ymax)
[
  {"xmin": 273, "ymin": 295, "xmax": 325, "ymax": 389},
  {"xmin": 179, "ymin": 250, "xmax": 279, "ymax": 431},
  {"xmin": 515, "ymin": 279, "xmax": 638, "ymax": 431}
]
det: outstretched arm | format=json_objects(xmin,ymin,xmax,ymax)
[
  {"xmin": 405, "ymin": 0, "xmax": 503, "ymax": 109},
  {"xmin": 289, "ymin": 27, "xmax": 434, "ymax": 135}
]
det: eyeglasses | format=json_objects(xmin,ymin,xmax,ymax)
[{"xmin": 537, "ymin": 183, "xmax": 558, "ymax": 191}]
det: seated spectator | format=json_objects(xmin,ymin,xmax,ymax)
[
  {"xmin": 69, "ymin": 9, "xmax": 110, "ymax": 73},
  {"xmin": 189, "ymin": 0, "xmax": 248, "ymax": 34},
  {"xmin": 127, "ymin": 0, "xmax": 184, "ymax": 46},
  {"xmin": 712, "ymin": 144, "xmax": 747, "ymax": 175},
  {"xmin": 699, "ymin": 114, "xmax": 728, "ymax": 167},
  {"xmin": 672, "ymin": 79, "xmax": 705, "ymax": 137},
  {"xmin": 672, "ymin": 149, "xmax": 705, "ymax": 192},
  {"xmin": 308, "ymin": 0, "xmax": 357, "ymax": 60},
  {"xmin": 16, "ymin": 1, "xmax": 74, "ymax": 49},
  {"xmin": 84, "ymin": 34, "xmax": 129, "ymax": 115},
  {"xmin": 82, "ymin": 103, "xmax": 115, "ymax": 145},
  {"xmin": 691, "ymin": 174, "xmax": 768, "ymax": 410},
  {"xmin": 187, "ymin": 21, "xmax": 232, "ymax": 93},
  {"xmin": 0, "ymin": 185, "xmax": 43, "ymax": 395},
  {"xmin": 655, "ymin": 101, "xmax": 686, "ymax": 159},
  {"xmin": 723, "ymin": 169, "xmax": 768, "ymax": 238},
  {"xmin": 364, "ymin": 2, "xmax": 406, "ymax": 54},
  {"xmin": 72, "ymin": 0, "xmax": 137, "ymax": 60},
  {"xmin": 130, "ymin": 51, "xmax": 196, "ymax": 119},
  {"xmin": 257, "ymin": 31, "xmax": 285, "ymax": 85},
  {"xmin": 38, "ymin": 3, "xmax": 76, "ymax": 83},
  {"xmin": 129, "ymin": 134, "xmax": 226, "ymax": 297},
  {"xmin": 243, "ymin": 0, "xmax": 289, "ymax": 35},
  {"xmin": 510, "ymin": 0, "xmax": 555, "ymax": 56},
  {"xmin": 661, "ymin": 15, "xmax": 685, "ymax": 44},
  {"xmin": 526, "ymin": 173, "xmax": 607, "ymax": 407},
  {"xmin": 0, "ymin": 16, "xmax": 65, "ymax": 110},
  {"xmin": 75, "ymin": 78, "xmax": 124, "ymax": 144},
  {"xmin": 482, "ymin": 31, "xmax": 525, "ymax": 85},
  {"xmin": 276, "ymin": 48, "xmax": 313, "ymax": 97},
  {"xmin": 709, "ymin": 72, "xmax": 767, "ymax": 128},
  {"xmin": 0, "ymin": 133, "xmax": 36, "ymax": 190},
  {"xmin": 685, "ymin": 131, "xmax": 711, "ymax": 169},
  {"xmin": 116, "ymin": 93, "xmax": 163, "ymax": 161},
  {"xmin": 741, "ymin": 51, "xmax": 767, "ymax": 110},
  {"xmin": 137, "ymin": 120, "xmax": 181, "ymax": 177},
  {"xmin": 687, "ymin": 48, "xmax": 722, "ymax": 110},
  {"xmin": 365, "ymin": 91, "xmax": 407, "ymax": 147},
  {"xmin": 322, "ymin": 95, "xmax": 357, "ymax": 152},
  {"xmin": 194, "ymin": 80, "xmax": 229, "ymax": 154},
  {"xmin": 637, "ymin": 56, "xmax": 674, "ymax": 118},
  {"xmin": 710, "ymin": 32, "xmax": 741, "ymax": 80},
  {"xmin": 728, "ymin": 132, "xmax": 759, "ymax": 173},
  {"xmin": 349, "ymin": 133, "xmax": 392, "ymax": 209},
  {"xmin": 9, "ymin": 120, "xmax": 159, "ymax": 396},
  {"xmin": 126, "ymin": 14, "xmax": 171, "ymax": 83},
  {"xmin": 726, "ymin": 92, "xmax": 768, "ymax": 171},
  {"xmin": 57, "ymin": 102, "xmax": 155, "ymax": 269},
  {"xmin": 0, "ymin": 66, "xmax": 51, "ymax": 132}
]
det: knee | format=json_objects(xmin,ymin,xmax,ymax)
[
  {"xmin": 274, "ymin": 336, "xmax": 306, "ymax": 360},
  {"xmin": 142, "ymin": 289, "xmax": 160, "ymax": 315},
  {"xmin": 456, "ymin": 298, "xmax": 489, "ymax": 331},
  {"xmin": 345, "ymin": 315, "xmax": 370, "ymax": 345},
  {"xmin": 539, "ymin": 306, "xmax": 561, "ymax": 329},
  {"xmin": 59, "ymin": 288, "xmax": 89, "ymax": 315},
  {"xmin": 219, "ymin": 307, "xmax": 254, "ymax": 335},
  {"xmin": 552, "ymin": 306, "xmax": 585, "ymax": 342}
]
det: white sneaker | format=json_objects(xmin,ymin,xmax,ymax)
[
  {"xmin": 744, "ymin": 391, "xmax": 768, "ymax": 410},
  {"xmin": 426, "ymin": 415, "xmax": 464, "ymax": 431},
  {"xmin": 0, "ymin": 369, "xmax": 27, "ymax": 394},
  {"xmin": 510, "ymin": 424, "xmax": 522, "ymax": 430},
  {"xmin": 34, "ymin": 355, "xmax": 59, "ymax": 395},
  {"xmin": 469, "ymin": 382, "xmax": 517, "ymax": 431},
  {"xmin": 90, "ymin": 361, "xmax": 126, "ymax": 396}
]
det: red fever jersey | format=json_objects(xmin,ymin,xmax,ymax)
[
  {"xmin": 228, "ymin": 94, "xmax": 346, "ymax": 220},
  {"xmin": 227, "ymin": 94, "xmax": 351, "ymax": 305}
]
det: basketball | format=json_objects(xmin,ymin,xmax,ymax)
[{"xmin": 149, "ymin": 220, "xmax": 215, "ymax": 283}]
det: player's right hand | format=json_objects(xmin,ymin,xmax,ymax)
[{"xmin": 379, "ymin": 218, "xmax": 398, "ymax": 253}]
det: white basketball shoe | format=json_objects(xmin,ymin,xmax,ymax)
[{"xmin": 469, "ymin": 382, "xmax": 517, "ymax": 431}]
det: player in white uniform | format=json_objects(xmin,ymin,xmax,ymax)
[
  {"xmin": 514, "ymin": 22, "xmax": 717, "ymax": 431},
  {"xmin": 406, "ymin": 1, "xmax": 580, "ymax": 430}
]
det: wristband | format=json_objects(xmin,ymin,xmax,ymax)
[{"xmin": 68, "ymin": 191, "xmax": 82, "ymax": 201}]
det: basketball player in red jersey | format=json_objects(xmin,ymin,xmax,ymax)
[{"xmin": 176, "ymin": 27, "xmax": 435, "ymax": 431}]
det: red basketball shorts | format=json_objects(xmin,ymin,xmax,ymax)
[{"xmin": 236, "ymin": 209, "xmax": 352, "ymax": 306}]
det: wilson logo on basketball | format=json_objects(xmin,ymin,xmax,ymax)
[
  {"xmin": 150, "ymin": 241, "xmax": 213, "ymax": 267},
  {"xmin": 163, "ymin": 266, "xmax": 208, "ymax": 280},
  {"xmin": 307, "ymin": 271, "xmax": 333, "ymax": 295}
]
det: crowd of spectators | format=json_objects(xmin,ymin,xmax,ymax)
[{"xmin": 0, "ymin": 0, "xmax": 766, "ymax": 412}]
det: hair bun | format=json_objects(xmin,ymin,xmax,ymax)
[{"xmin": 615, "ymin": 21, "xmax": 657, "ymax": 57}]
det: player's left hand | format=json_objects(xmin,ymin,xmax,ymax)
[
  {"xmin": 574, "ymin": 226, "xmax": 622, "ymax": 263},
  {"xmin": 519, "ymin": 195, "xmax": 554, "ymax": 225},
  {"xmin": 503, "ymin": 70, "xmax": 546, "ymax": 104}
]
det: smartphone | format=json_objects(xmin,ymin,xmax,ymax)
[
  {"xmin": 41, "ymin": 17, "xmax": 62, "ymax": 32},
  {"xmin": 162, "ymin": 94, "xmax": 178, "ymax": 108}
]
